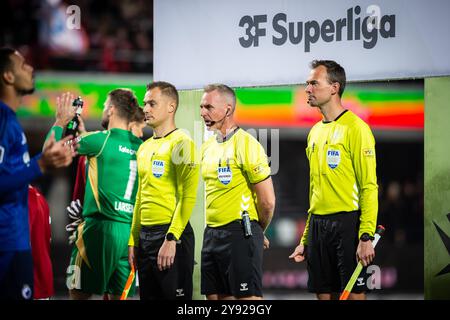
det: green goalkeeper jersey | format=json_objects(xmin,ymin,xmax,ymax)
[{"xmin": 50, "ymin": 126, "xmax": 142, "ymax": 223}]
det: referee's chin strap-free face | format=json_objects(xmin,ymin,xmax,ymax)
[
  {"xmin": 207, "ymin": 109, "xmax": 230, "ymax": 130},
  {"xmin": 209, "ymin": 108, "xmax": 229, "ymax": 127}
]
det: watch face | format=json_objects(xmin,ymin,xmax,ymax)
[
  {"xmin": 166, "ymin": 233, "xmax": 175, "ymax": 241},
  {"xmin": 361, "ymin": 234, "xmax": 371, "ymax": 242}
]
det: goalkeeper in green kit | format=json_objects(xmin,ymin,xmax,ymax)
[{"xmin": 48, "ymin": 90, "xmax": 143, "ymax": 299}]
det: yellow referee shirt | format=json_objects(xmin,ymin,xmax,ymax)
[
  {"xmin": 201, "ymin": 128, "xmax": 271, "ymax": 227},
  {"xmin": 129, "ymin": 129, "xmax": 199, "ymax": 246},
  {"xmin": 301, "ymin": 110, "xmax": 378, "ymax": 245}
]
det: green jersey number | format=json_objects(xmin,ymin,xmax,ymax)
[{"xmin": 124, "ymin": 160, "xmax": 137, "ymax": 200}]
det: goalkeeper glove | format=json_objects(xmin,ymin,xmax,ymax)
[
  {"xmin": 66, "ymin": 199, "xmax": 82, "ymax": 220},
  {"xmin": 65, "ymin": 199, "xmax": 83, "ymax": 244}
]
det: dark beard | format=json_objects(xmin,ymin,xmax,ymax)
[
  {"xmin": 101, "ymin": 118, "xmax": 109, "ymax": 129},
  {"xmin": 16, "ymin": 87, "xmax": 35, "ymax": 96}
]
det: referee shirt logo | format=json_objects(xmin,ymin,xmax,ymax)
[
  {"xmin": 327, "ymin": 149, "xmax": 340, "ymax": 169},
  {"xmin": 152, "ymin": 160, "xmax": 165, "ymax": 178},
  {"xmin": 176, "ymin": 288, "xmax": 185, "ymax": 297},
  {"xmin": 356, "ymin": 277, "xmax": 365, "ymax": 286},
  {"xmin": 217, "ymin": 166, "xmax": 232, "ymax": 185},
  {"xmin": 240, "ymin": 283, "xmax": 249, "ymax": 291}
]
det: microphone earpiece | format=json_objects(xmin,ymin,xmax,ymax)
[{"xmin": 209, "ymin": 109, "xmax": 230, "ymax": 125}]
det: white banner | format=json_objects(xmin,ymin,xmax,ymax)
[{"xmin": 154, "ymin": 0, "xmax": 450, "ymax": 89}]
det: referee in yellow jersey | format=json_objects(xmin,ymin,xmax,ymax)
[
  {"xmin": 128, "ymin": 81, "xmax": 199, "ymax": 300},
  {"xmin": 289, "ymin": 60, "xmax": 378, "ymax": 300},
  {"xmin": 200, "ymin": 84, "xmax": 276, "ymax": 300}
]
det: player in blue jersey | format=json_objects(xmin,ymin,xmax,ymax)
[{"xmin": 0, "ymin": 47, "xmax": 75, "ymax": 300}]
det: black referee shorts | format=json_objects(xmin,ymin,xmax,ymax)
[
  {"xmin": 201, "ymin": 220, "xmax": 264, "ymax": 298},
  {"xmin": 306, "ymin": 211, "xmax": 368, "ymax": 294},
  {"xmin": 137, "ymin": 222, "xmax": 194, "ymax": 300}
]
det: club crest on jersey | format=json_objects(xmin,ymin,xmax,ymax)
[
  {"xmin": 217, "ymin": 166, "xmax": 232, "ymax": 185},
  {"xmin": 327, "ymin": 149, "xmax": 340, "ymax": 169},
  {"xmin": 152, "ymin": 160, "xmax": 165, "ymax": 178}
]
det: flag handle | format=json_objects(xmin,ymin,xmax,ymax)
[
  {"xmin": 339, "ymin": 225, "xmax": 385, "ymax": 300},
  {"xmin": 120, "ymin": 264, "xmax": 136, "ymax": 300}
]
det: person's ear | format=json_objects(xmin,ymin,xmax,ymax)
[
  {"xmin": 2, "ymin": 70, "xmax": 14, "ymax": 85},
  {"xmin": 169, "ymin": 102, "xmax": 175, "ymax": 113},
  {"xmin": 127, "ymin": 121, "xmax": 134, "ymax": 131},
  {"xmin": 331, "ymin": 82, "xmax": 339, "ymax": 96}
]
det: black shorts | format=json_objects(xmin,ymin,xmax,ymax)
[
  {"xmin": 306, "ymin": 211, "xmax": 367, "ymax": 294},
  {"xmin": 201, "ymin": 220, "xmax": 264, "ymax": 298},
  {"xmin": 137, "ymin": 222, "xmax": 194, "ymax": 300},
  {"xmin": 0, "ymin": 250, "xmax": 34, "ymax": 300}
]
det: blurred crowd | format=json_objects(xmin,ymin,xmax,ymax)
[
  {"xmin": 378, "ymin": 178, "xmax": 424, "ymax": 245},
  {"xmin": 0, "ymin": 0, "xmax": 153, "ymax": 73}
]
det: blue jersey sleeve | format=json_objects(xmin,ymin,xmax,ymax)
[
  {"xmin": 0, "ymin": 154, "xmax": 43, "ymax": 193},
  {"xmin": 0, "ymin": 106, "xmax": 43, "ymax": 193}
]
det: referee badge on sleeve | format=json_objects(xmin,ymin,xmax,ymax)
[
  {"xmin": 217, "ymin": 166, "xmax": 232, "ymax": 185},
  {"xmin": 363, "ymin": 148, "xmax": 375, "ymax": 157}
]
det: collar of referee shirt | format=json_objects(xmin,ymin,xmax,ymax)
[
  {"xmin": 322, "ymin": 109, "xmax": 348, "ymax": 124},
  {"xmin": 216, "ymin": 126, "xmax": 240, "ymax": 143},
  {"xmin": 153, "ymin": 128, "xmax": 178, "ymax": 139}
]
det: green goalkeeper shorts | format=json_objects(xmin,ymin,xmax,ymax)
[{"xmin": 66, "ymin": 216, "xmax": 136, "ymax": 296}]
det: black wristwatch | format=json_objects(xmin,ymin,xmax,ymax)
[
  {"xmin": 360, "ymin": 233, "xmax": 374, "ymax": 242},
  {"xmin": 166, "ymin": 233, "xmax": 176, "ymax": 241}
]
